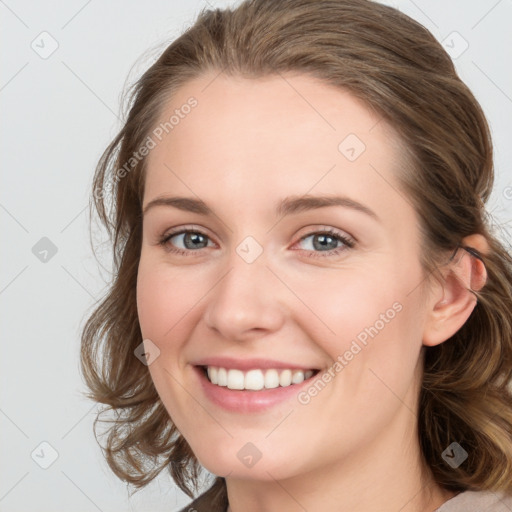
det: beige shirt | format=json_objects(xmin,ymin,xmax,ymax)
[
  {"xmin": 179, "ymin": 479, "xmax": 512, "ymax": 512},
  {"xmin": 435, "ymin": 489, "xmax": 512, "ymax": 511}
]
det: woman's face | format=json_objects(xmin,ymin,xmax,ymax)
[{"xmin": 137, "ymin": 72, "xmax": 431, "ymax": 481}]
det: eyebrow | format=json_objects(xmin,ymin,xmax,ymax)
[{"xmin": 142, "ymin": 194, "xmax": 379, "ymax": 221}]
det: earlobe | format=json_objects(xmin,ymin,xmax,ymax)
[{"xmin": 422, "ymin": 234, "xmax": 489, "ymax": 347}]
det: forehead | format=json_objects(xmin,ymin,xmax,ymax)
[{"xmin": 143, "ymin": 72, "xmax": 408, "ymax": 220}]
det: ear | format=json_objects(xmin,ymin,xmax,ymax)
[{"xmin": 422, "ymin": 234, "xmax": 489, "ymax": 347}]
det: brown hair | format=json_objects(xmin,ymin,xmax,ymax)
[{"xmin": 81, "ymin": 0, "xmax": 512, "ymax": 500}]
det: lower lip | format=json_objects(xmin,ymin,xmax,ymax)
[{"xmin": 194, "ymin": 366, "xmax": 319, "ymax": 413}]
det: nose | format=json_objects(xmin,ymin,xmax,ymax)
[{"xmin": 203, "ymin": 250, "xmax": 286, "ymax": 341}]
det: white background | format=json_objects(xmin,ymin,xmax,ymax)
[{"xmin": 1, "ymin": 0, "xmax": 511, "ymax": 510}]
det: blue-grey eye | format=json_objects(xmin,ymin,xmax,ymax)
[
  {"xmin": 299, "ymin": 233, "xmax": 343, "ymax": 251},
  {"xmin": 169, "ymin": 231, "xmax": 210, "ymax": 250}
]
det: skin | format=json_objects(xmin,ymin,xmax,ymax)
[{"xmin": 136, "ymin": 72, "xmax": 487, "ymax": 512}]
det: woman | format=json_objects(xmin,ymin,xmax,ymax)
[{"xmin": 81, "ymin": 0, "xmax": 512, "ymax": 510}]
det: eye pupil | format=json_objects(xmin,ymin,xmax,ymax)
[
  {"xmin": 313, "ymin": 234, "xmax": 338, "ymax": 251},
  {"xmin": 184, "ymin": 232, "xmax": 208, "ymax": 249}
]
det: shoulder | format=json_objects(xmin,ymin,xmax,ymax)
[
  {"xmin": 435, "ymin": 489, "xmax": 512, "ymax": 512},
  {"xmin": 177, "ymin": 477, "xmax": 228, "ymax": 512}
]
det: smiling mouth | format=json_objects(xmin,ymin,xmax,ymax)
[{"xmin": 199, "ymin": 365, "xmax": 320, "ymax": 391}]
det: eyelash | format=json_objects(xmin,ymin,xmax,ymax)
[{"xmin": 158, "ymin": 227, "xmax": 355, "ymax": 258}]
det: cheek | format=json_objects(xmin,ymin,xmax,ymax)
[
  {"xmin": 135, "ymin": 258, "xmax": 201, "ymax": 432},
  {"xmin": 290, "ymin": 267, "xmax": 410, "ymax": 350},
  {"xmin": 135, "ymin": 255, "xmax": 219, "ymax": 391},
  {"xmin": 136, "ymin": 257, "xmax": 202, "ymax": 342},
  {"xmin": 291, "ymin": 260, "xmax": 426, "ymax": 396},
  {"xmin": 136, "ymin": 262, "xmax": 169, "ymax": 341}
]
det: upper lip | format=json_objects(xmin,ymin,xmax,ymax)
[{"xmin": 192, "ymin": 357, "xmax": 320, "ymax": 372}]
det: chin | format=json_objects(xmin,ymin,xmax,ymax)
[{"xmin": 192, "ymin": 443, "xmax": 305, "ymax": 482}]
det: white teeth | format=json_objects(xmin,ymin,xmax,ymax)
[
  {"xmin": 264, "ymin": 369, "xmax": 280, "ymax": 389},
  {"xmin": 279, "ymin": 369, "xmax": 292, "ymax": 387},
  {"xmin": 227, "ymin": 369, "xmax": 245, "ymax": 390},
  {"xmin": 217, "ymin": 367, "xmax": 227, "ymax": 386},
  {"xmin": 207, "ymin": 366, "xmax": 218, "ymax": 384},
  {"xmin": 204, "ymin": 366, "xmax": 316, "ymax": 390},
  {"xmin": 245, "ymin": 369, "xmax": 265, "ymax": 390},
  {"xmin": 291, "ymin": 370, "xmax": 305, "ymax": 384}
]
